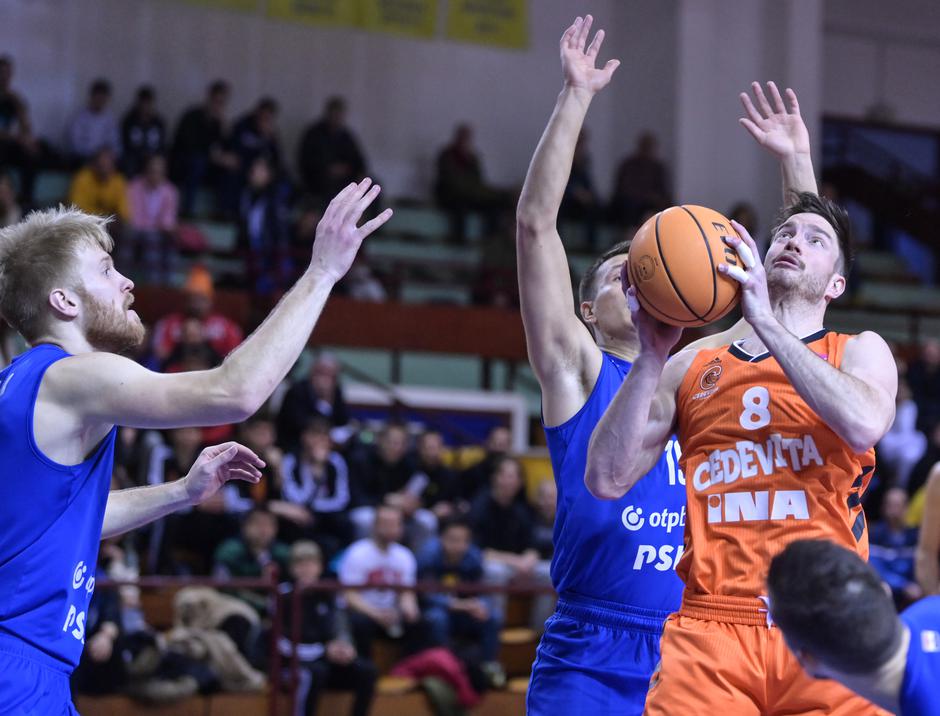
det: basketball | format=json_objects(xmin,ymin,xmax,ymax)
[{"xmin": 626, "ymin": 205, "xmax": 742, "ymax": 327}]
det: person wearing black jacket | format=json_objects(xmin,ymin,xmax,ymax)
[
  {"xmin": 121, "ymin": 86, "xmax": 165, "ymax": 176},
  {"xmin": 279, "ymin": 541, "xmax": 376, "ymax": 716},
  {"xmin": 297, "ymin": 97, "xmax": 367, "ymax": 207},
  {"xmin": 277, "ymin": 354, "xmax": 349, "ymax": 452}
]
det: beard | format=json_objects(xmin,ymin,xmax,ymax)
[
  {"xmin": 78, "ymin": 288, "xmax": 146, "ymax": 355},
  {"xmin": 765, "ymin": 261, "xmax": 829, "ymax": 305}
]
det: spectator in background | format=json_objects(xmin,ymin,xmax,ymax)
[
  {"xmin": 161, "ymin": 317, "xmax": 221, "ymax": 374},
  {"xmin": 279, "ymin": 541, "xmax": 377, "ymax": 716},
  {"xmin": 0, "ymin": 55, "xmax": 41, "ymax": 205},
  {"xmin": 419, "ymin": 518, "xmax": 503, "ymax": 671},
  {"xmin": 277, "ymin": 353, "xmax": 350, "ymax": 451},
  {"xmin": 0, "ymin": 171, "xmax": 22, "ymax": 227},
  {"xmin": 232, "ymin": 97, "xmax": 282, "ymax": 180},
  {"xmin": 434, "ymin": 123, "xmax": 514, "ymax": 243},
  {"xmin": 238, "ymin": 156, "xmax": 292, "ymax": 294},
  {"xmin": 339, "ymin": 505, "xmax": 424, "ymax": 659},
  {"xmin": 878, "ymin": 378, "xmax": 927, "ymax": 488},
  {"xmin": 121, "ymin": 85, "xmax": 166, "ymax": 177},
  {"xmin": 916, "ymin": 465, "xmax": 940, "ymax": 596},
  {"xmin": 68, "ymin": 147, "xmax": 129, "ymax": 223},
  {"xmin": 151, "ymin": 265, "xmax": 244, "ymax": 366},
  {"xmin": 559, "ymin": 130, "xmax": 601, "ymax": 249},
  {"xmin": 409, "ymin": 429, "xmax": 460, "ymax": 522},
  {"xmin": 66, "ymin": 78, "xmax": 120, "ymax": 165},
  {"xmin": 298, "ymin": 96, "xmax": 367, "ymax": 207},
  {"xmin": 271, "ymin": 418, "xmax": 355, "ymax": 560},
  {"xmin": 342, "ymin": 260, "xmax": 388, "ymax": 302},
  {"xmin": 470, "ymin": 456, "xmax": 553, "ymax": 629},
  {"xmin": 609, "ymin": 131, "xmax": 670, "ymax": 226},
  {"xmin": 458, "ymin": 425, "xmax": 512, "ymax": 506},
  {"xmin": 908, "ymin": 339, "xmax": 940, "ymax": 433},
  {"xmin": 349, "ymin": 422, "xmax": 419, "ymax": 539},
  {"xmin": 214, "ymin": 507, "xmax": 291, "ymax": 615},
  {"xmin": 126, "ymin": 153, "xmax": 178, "ymax": 282},
  {"xmin": 531, "ymin": 479, "xmax": 557, "ymax": 562},
  {"xmin": 869, "ymin": 487, "xmax": 922, "ymax": 608},
  {"xmin": 170, "ymin": 80, "xmax": 240, "ymax": 217}
]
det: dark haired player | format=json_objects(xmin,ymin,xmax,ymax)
[{"xmin": 769, "ymin": 539, "xmax": 940, "ymax": 715}]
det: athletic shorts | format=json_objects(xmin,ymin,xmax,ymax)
[
  {"xmin": 0, "ymin": 633, "xmax": 78, "ymax": 716},
  {"xmin": 527, "ymin": 593, "xmax": 671, "ymax": 716},
  {"xmin": 643, "ymin": 593, "xmax": 891, "ymax": 716}
]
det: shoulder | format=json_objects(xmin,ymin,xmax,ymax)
[
  {"xmin": 391, "ymin": 543, "xmax": 416, "ymax": 565},
  {"xmin": 215, "ymin": 538, "xmax": 246, "ymax": 561}
]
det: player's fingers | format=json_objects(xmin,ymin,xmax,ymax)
[
  {"xmin": 785, "ymin": 87, "xmax": 800, "ymax": 115},
  {"xmin": 323, "ymin": 182, "xmax": 358, "ymax": 223},
  {"xmin": 767, "ymin": 81, "xmax": 786, "ymax": 114},
  {"xmin": 227, "ymin": 468, "xmax": 261, "ymax": 484},
  {"xmin": 738, "ymin": 117, "xmax": 763, "ymax": 143},
  {"xmin": 357, "ymin": 208, "xmax": 394, "ymax": 239},
  {"xmin": 353, "ymin": 184, "xmax": 382, "ymax": 220},
  {"xmin": 603, "ymin": 59, "xmax": 620, "ymax": 80},
  {"xmin": 586, "ymin": 28, "xmax": 605, "ymax": 59},
  {"xmin": 561, "ymin": 18, "xmax": 579, "ymax": 47},
  {"xmin": 739, "ymin": 92, "xmax": 763, "ymax": 126},
  {"xmin": 338, "ymin": 178, "xmax": 374, "ymax": 224},
  {"xmin": 577, "ymin": 14, "xmax": 593, "ymax": 50},
  {"xmin": 753, "ymin": 81, "xmax": 774, "ymax": 117},
  {"xmin": 723, "ymin": 228, "xmax": 757, "ymax": 269},
  {"xmin": 718, "ymin": 263, "xmax": 750, "ymax": 285},
  {"xmin": 626, "ymin": 285, "xmax": 640, "ymax": 313}
]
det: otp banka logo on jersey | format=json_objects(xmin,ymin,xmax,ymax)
[
  {"xmin": 621, "ymin": 505, "xmax": 686, "ymax": 533},
  {"xmin": 63, "ymin": 560, "xmax": 96, "ymax": 644}
]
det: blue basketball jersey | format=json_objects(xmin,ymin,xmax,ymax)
[
  {"xmin": 0, "ymin": 344, "xmax": 116, "ymax": 671},
  {"xmin": 900, "ymin": 595, "xmax": 940, "ymax": 716},
  {"xmin": 544, "ymin": 351, "xmax": 685, "ymax": 611}
]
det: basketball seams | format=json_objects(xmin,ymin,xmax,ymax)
[
  {"xmin": 654, "ymin": 211, "xmax": 707, "ymax": 322},
  {"xmin": 629, "ymin": 246, "xmax": 701, "ymax": 325},
  {"xmin": 679, "ymin": 205, "xmax": 718, "ymax": 316}
]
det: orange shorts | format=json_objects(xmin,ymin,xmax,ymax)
[{"xmin": 643, "ymin": 595, "xmax": 891, "ymax": 716}]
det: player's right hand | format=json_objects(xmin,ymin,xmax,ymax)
[
  {"xmin": 309, "ymin": 178, "xmax": 394, "ymax": 283},
  {"xmin": 739, "ymin": 81, "xmax": 809, "ymax": 161},
  {"xmin": 560, "ymin": 15, "xmax": 620, "ymax": 94},
  {"xmin": 625, "ymin": 284, "xmax": 682, "ymax": 363}
]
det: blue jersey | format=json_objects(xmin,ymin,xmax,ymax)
[
  {"xmin": 900, "ymin": 595, "xmax": 940, "ymax": 716},
  {"xmin": 544, "ymin": 351, "xmax": 685, "ymax": 611},
  {"xmin": 0, "ymin": 345, "xmax": 116, "ymax": 671}
]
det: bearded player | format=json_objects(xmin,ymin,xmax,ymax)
[
  {"xmin": 0, "ymin": 179, "xmax": 391, "ymax": 714},
  {"xmin": 586, "ymin": 120, "xmax": 897, "ymax": 713},
  {"xmin": 518, "ymin": 16, "xmax": 818, "ymax": 714}
]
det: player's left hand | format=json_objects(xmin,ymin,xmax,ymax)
[
  {"xmin": 560, "ymin": 15, "xmax": 620, "ymax": 94},
  {"xmin": 183, "ymin": 442, "xmax": 265, "ymax": 506},
  {"xmin": 717, "ymin": 221, "xmax": 774, "ymax": 329}
]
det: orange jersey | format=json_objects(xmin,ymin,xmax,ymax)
[{"xmin": 675, "ymin": 329, "xmax": 875, "ymax": 598}]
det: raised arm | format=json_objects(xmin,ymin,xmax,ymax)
[
  {"xmin": 43, "ymin": 180, "xmax": 392, "ymax": 430},
  {"xmin": 916, "ymin": 465, "xmax": 940, "ymax": 595},
  {"xmin": 720, "ymin": 225, "xmax": 897, "ymax": 453},
  {"xmin": 739, "ymin": 81, "xmax": 817, "ymax": 198},
  {"xmin": 586, "ymin": 287, "xmax": 696, "ymax": 499},
  {"xmin": 516, "ymin": 15, "xmax": 619, "ymax": 422}
]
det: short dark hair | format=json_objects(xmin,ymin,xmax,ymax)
[
  {"xmin": 578, "ymin": 240, "xmax": 631, "ymax": 305},
  {"xmin": 90, "ymin": 78, "xmax": 111, "ymax": 96},
  {"xmin": 772, "ymin": 191, "xmax": 854, "ymax": 275},
  {"xmin": 325, "ymin": 96, "xmax": 346, "ymax": 113},
  {"xmin": 136, "ymin": 85, "xmax": 155, "ymax": 103},
  {"xmin": 208, "ymin": 79, "xmax": 230, "ymax": 98},
  {"xmin": 257, "ymin": 97, "xmax": 278, "ymax": 114},
  {"xmin": 439, "ymin": 516, "xmax": 472, "ymax": 536},
  {"xmin": 767, "ymin": 539, "xmax": 902, "ymax": 674}
]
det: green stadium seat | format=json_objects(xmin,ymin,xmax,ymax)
[
  {"xmin": 401, "ymin": 352, "xmax": 481, "ymax": 389},
  {"xmin": 192, "ymin": 220, "xmax": 238, "ymax": 253},
  {"xmin": 34, "ymin": 171, "xmax": 72, "ymax": 207}
]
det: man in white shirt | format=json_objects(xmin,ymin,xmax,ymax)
[{"xmin": 339, "ymin": 504, "xmax": 424, "ymax": 658}]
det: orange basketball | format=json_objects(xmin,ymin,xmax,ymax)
[{"xmin": 626, "ymin": 205, "xmax": 741, "ymax": 327}]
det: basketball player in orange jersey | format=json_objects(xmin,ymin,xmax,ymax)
[{"xmin": 585, "ymin": 108, "xmax": 898, "ymax": 714}]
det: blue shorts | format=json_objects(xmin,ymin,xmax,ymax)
[
  {"xmin": 0, "ymin": 633, "xmax": 78, "ymax": 716},
  {"xmin": 527, "ymin": 594, "xmax": 670, "ymax": 716}
]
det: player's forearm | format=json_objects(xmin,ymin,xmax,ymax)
[
  {"xmin": 779, "ymin": 151, "xmax": 817, "ymax": 199},
  {"xmin": 516, "ymin": 86, "xmax": 593, "ymax": 231},
  {"xmin": 586, "ymin": 354, "xmax": 666, "ymax": 499},
  {"xmin": 915, "ymin": 548, "xmax": 940, "ymax": 595},
  {"xmin": 217, "ymin": 269, "xmax": 336, "ymax": 416},
  {"xmin": 100, "ymin": 480, "xmax": 192, "ymax": 540},
  {"xmin": 754, "ymin": 320, "xmax": 890, "ymax": 452}
]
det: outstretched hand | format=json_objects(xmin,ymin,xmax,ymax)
[
  {"xmin": 739, "ymin": 81, "xmax": 810, "ymax": 160},
  {"xmin": 183, "ymin": 442, "xmax": 266, "ymax": 506},
  {"xmin": 561, "ymin": 15, "xmax": 620, "ymax": 94},
  {"xmin": 310, "ymin": 178, "xmax": 393, "ymax": 282}
]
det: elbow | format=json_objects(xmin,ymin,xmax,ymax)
[
  {"xmin": 584, "ymin": 466, "xmax": 632, "ymax": 501},
  {"xmin": 516, "ymin": 210, "xmax": 554, "ymax": 238},
  {"xmin": 845, "ymin": 423, "xmax": 885, "ymax": 454}
]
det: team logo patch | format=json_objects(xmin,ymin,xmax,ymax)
[
  {"xmin": 692, "ymin": 358, "xmax": 722, "ymax": 400},
  {"xmin": 635, "ymin": 255, "xmax": 656, "ymax": 282},
  {"xmin": 923, "ymin": 630, "xmax": 940, "ymax": 653}
]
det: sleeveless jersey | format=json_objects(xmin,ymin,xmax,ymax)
[
  {"xmin": 675, "ymin": 330, "xmax": 875, "ymax": 598},
  {"xmin": 900, "ymin": 595, "xmax": 940, "ymax": 716},
  {"xmin": 0, "ymin": 344, "xmax": 116, "ymax": 670},
  {"xmin": 545, "ymin": 352, "xmax": 685, "ymax": 611}
]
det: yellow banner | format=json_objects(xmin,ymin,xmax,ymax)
[
  {"xmin": 361, "ymin": 0, "xmax": 437, "ymax": 38},
  {"xmin": 446, "ymin": 0, "xmax": 527, "ymax": 49},
  {"xmin": 266, "ymin": 0, "xmax": 359, "ymax": 27},
  {"xmin": 174, "ymin": 0, "xmax": 259, "ymax": 11}
]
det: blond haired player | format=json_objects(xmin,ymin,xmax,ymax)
[{"xmin": 585, "ymin": 90, "xmax": 898, "ymax": 712}]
